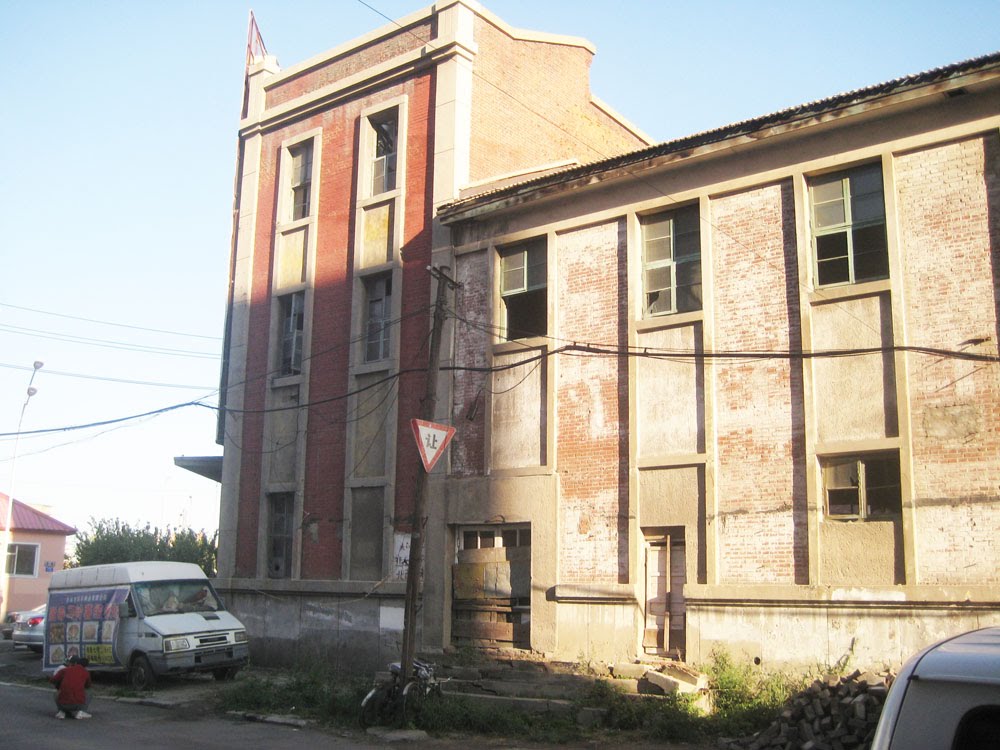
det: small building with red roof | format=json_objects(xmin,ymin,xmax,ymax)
[{"xmin": 0, "ymin": 493, "xmax": 76, "ymax": 619}]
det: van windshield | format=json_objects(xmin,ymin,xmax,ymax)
[{"xmin": 134, "ymin": 580, "xmax": 221, "ymax": 616}]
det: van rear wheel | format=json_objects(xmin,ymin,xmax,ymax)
[{"xmin": 129, "ymin": 655, "xmax": 157, "ymax": 690}]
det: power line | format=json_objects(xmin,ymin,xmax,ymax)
[
  {"xmin": 0, "ymin": 323, "xmax": 220, "ymax": 359},
  {"xmin": 0, "ymin": 301, "xmax": 222, "ymax": 341},
  {"xmin": 0, "ymin": 361, "xmax": 216, "ymax": 391}
]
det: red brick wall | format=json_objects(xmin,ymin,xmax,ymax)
[
  {"xmin": 266, "ymin": 21, "xmax": 433, "ymax": 109},
  {"xmin": 556, "ymin": 220, "xmax": 630, "ymax": 584},
  {"xmin": 235, "ymin": 71, "xmax": 435, "ymax": 577},
  {"xmin": 391, "ymin": 73, "xmax": 434, "ymax": 533},
  {"xmin": 895, "ymin": 133, "xmax": 1000, "ymax": 585},
  {"xmin": 469, "ymin": 17, "xmax": 646, "ymax": 185},
  {"xmin": 711, "ymin": 181, "xmax": 807, "ymax": 584}
]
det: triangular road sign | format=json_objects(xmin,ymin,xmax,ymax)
[{"xmin": 410, "ymin": 418, "xmax": 456, "ymax": 472}]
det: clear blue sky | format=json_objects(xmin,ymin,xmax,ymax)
[{"xmin": 2, "ymin": 0, "xmax": 998, "ymax": 540}]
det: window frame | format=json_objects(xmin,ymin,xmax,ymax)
[
  {"xmin": 640, "ymin": 203, "xmax": 702, "ymax": 317},
  {"xmin": 821, "ymin": 451, "xmax": 901, "ymax": 521},
  {"xmin": 459, "ymin": 525, "xmax": 531, "ymax": 553},
  {"xmin": 368, "ymin": 108, "xmax": 398, "ymax": 196},
  {"xmin": 498, "ymin": 236, "xmax": 548, "ymax": 341},
  {"xmin": 5, "ymin": 542, "xmax": 39, "ymax": 577},
  {"xmin": 362, "ymin": 273, "xmax": 392, "ymax": 363},
  {"xmin": 287, "ymin": 141, "xmax": 314, "ymax": 221},
  {"xmin": 809, "ymin": 162, "xmax": 888, "ymax": 288},
  {"xmin": 267, "ymin": 492, "xmax": 295, "ymax": 579},
  {"xmin": 278, "ymin": 290, "xmax": 305, "ymax": 377}
]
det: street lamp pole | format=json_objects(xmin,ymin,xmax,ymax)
[{"xmin": 1, "ymin": 360, "xmax": 43, "ymax": 621}]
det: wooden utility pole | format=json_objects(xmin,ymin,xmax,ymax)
[{"xmin": 399, "ymin": 265, "xmax": 459, "ymax": 683}]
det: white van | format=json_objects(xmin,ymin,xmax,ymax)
[
  {"xmin": 45, "ymin": 561, "xmax": 248, "ymax": 689},
  {"xmin": 871, "ymin": 627, "xmax": 1000, "ymax": 749}
]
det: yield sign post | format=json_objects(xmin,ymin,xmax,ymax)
[{"xmin": 410, "ymin": 419, "xmax": 456, "ymax": 472}]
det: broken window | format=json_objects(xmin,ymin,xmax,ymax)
[
  {"xmin": 499, "ymin": 237, "xmax": 547, "ymax": 340},
  {"xmin": 810, "ymin": 163, "xmax": 888, "ymax": 286},
  {"xmin": 369, "ymin": 109, "xmax": 398, "ymax": 195},
  {"xmin": 278, "ymin": 291, "xmax": 305, "ymax": 376},
  {"xmin": 289, "ymin": 141, "xmax": 313, "ymax": 221},
  {"xmin": 641, "ymin": 203, "xmax": 702, "ymax": 316},
  {"xmin": 267, "ymin": 492, "xmax": 295, "ymax": 578},
  {"xmin": 822, "ymin": 452, "xmax": 901, "ymax": 520}
]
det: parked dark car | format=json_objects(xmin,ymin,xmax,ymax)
[{"xmin": 11, "ymin": 605, "xmax": 46, "ymax": 654}]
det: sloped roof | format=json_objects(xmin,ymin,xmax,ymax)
[
  {"xmin": 0, "ymin": 493, "xmax": 76, "ymax": 535},
  {"xmin": 439, "ymin": 50, "xmax": 1000, "ymax": 221}
]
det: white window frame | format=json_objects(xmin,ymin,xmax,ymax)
[
  {"xmin": 5, "ymin": 542, "xmax": 39, "ymax": 577},
  {"xmin": 288, "ymin": 141, "xmax": 314, "ymax": 221},
  {"xmin": 360, "ymin": 101, "xmax": 406, "ymax": 202}
]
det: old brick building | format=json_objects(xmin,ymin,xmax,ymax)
[
  {"xmin": 216, "ymin": 0, "xmax": 648, "ymax": 667},
  {"xmin": 436, "ymin": 52, "xmax": 1000, "ymax": 669},
  {"xmin": 217, "ymin": 0, "xmax": 1000, "ymax": 672}
]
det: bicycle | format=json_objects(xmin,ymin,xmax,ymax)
[{"xmin": 359, "ymin": 658, "xmax": 444, "ymax": 728}]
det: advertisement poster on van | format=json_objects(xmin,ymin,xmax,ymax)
[{"xmin": 44, "ymin": 587, "xmax": 130, "ymax": 671}]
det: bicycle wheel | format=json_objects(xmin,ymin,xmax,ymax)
[
  {"xmin": 360, "ymin": 684, "xmax": 391, "ymax": 728},
  {"xmin": 401, "ymin": 682, "xmax": 425, "ymax": 727}
]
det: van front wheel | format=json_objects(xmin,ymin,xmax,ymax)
[
  {"xmin": 129, "ymin": 655, "xmax": 157, "ymax": 690},
  {"xmin": 213, "ymin": 667, "xmax": 239, "ymax": 681}
]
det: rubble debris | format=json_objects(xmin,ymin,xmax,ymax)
[{"xmin": 719, "ymin": 669, "xmax": 894, "ymax": 750}]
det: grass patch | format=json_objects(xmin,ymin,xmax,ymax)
[
  {"xmin": 417, "ymin": 693, "xmax": 582, "ymax": 743},
  {"xmin": 213, "ymin": 650, "xmax": 795, "ymax": 745},
  {"xmin": 217, "ymin": 665, "xmax": 369, "ymax": 724}
]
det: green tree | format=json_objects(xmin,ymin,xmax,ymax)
[{"xmin": 71, "ymin": 518, "xmax": 218, "ymax": 577}]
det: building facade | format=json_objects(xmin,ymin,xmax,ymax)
[
  {"xmin": 435, "ymin": 53, "xmax": 1000, "ymax": 670},
  {"xmin": 216, "ymin": 0, "xmax": 648, "ymax": 668},
  {"xmin": 1, "ymin": 494, "xmax": 76, "ymax": 618}
]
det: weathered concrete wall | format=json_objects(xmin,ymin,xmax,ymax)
[
  {"xmin": 686, "ymin": 590, "xmax": 1000, "ymax": 671},
  {"xmin": 222, "ymin": 584, "xmax": 406, "ymax": 672}
]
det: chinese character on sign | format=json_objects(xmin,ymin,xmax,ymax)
[{"xmin": 410, "ymin": 419, "xmax": 457, "ymax": 472}]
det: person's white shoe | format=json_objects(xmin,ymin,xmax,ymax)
[
  {"xmin": 75, "ymin": 711, "xmax": 91, "ymax": 719},
  {"xmin": 55, "ymin": 710, "xmax": 66, "ymax": 719}
]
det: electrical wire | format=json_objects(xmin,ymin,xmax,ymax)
[{"xmin": 0, "ymin": 301, "xmax": 222, "ymax": 341}]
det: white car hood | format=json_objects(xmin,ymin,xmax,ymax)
[{"xmin": 143, "ymin": 610, "xmax": 244, "ymax": 637}]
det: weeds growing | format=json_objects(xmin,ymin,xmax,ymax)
[{"xmin": 215, "ymin": 650, "xmax": 796, "ymax": 744}]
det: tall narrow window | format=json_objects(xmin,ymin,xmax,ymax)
[
  {"xmin": 641, "ymin": 204, "xmax": 702, "ymax": 316},
  {"xmin": 289, "ymin": 142, "xmax": 313, "ymax": 220},
  {"xmin": 267, "ymin": 492, "xmax": 295, "ymax": 578},
  {"xmin": 370, "ymin": 110, "xmax": 398, "ymax": 195},
  {"xmin": 279, "ymin": 291, "xmax": 305, "ymax": 376},
  {"xmin": 499, "ymin": 237, "xmax": 547, "ymax": 340},
  {"xmin": 363, "ymin": 274, "xmax": 392, "ymax": 362},
  {"xmin": 810, "ymin": 163, "xmax": 888, "ymax": 286},
  {"xmin": 823, "ymin": 452, "xmax": 901, "ymax": 520}
]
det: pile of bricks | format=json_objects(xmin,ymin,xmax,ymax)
[{"xmin": 721, "ymin": 670, "xmax": 893, "ymax": 750}]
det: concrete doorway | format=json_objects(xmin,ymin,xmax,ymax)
[
  {"xmin": 643, "ymin": 533, "xmax": 686, "ymax": 659},
  {"xmin": 451, "ymin": 524, "xmax": 530, "ymax": 649}
]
